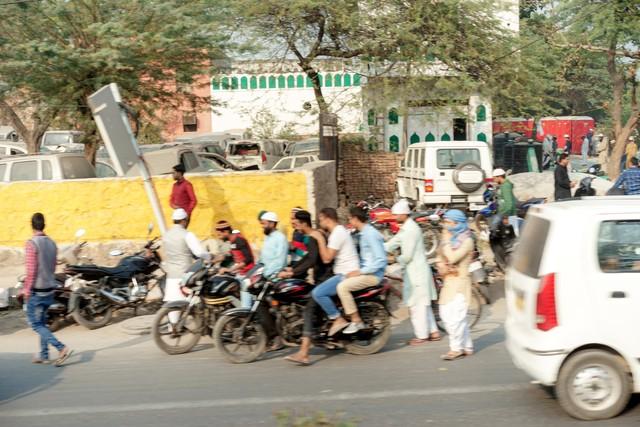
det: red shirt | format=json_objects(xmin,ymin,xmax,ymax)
[
  {"xmin": 170, "ymin": 178, "xmax": 197, "ymax": 216},
  {"xmin": 230, "ymin": 234, "xmax": 255, "ymax": 274}
]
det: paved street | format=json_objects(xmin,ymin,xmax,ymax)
[{"xmin": 1, "ymin": 290, "xmax": 639, "ymax": 427}]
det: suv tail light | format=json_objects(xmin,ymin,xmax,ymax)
[
  {"xmin": 536, "ymin": 273, "xmax": 558, "ymax": 331},
  {"xmin": 261, "ymin": 152, "xmax": 267, "ymax": 163},
  {"xmin": 424, "ymin": 179, "xmax": 434, "ymax": 193},
  {"xmin": 484, "ymin": 178, "xmax": 494, "ymax": 184}
]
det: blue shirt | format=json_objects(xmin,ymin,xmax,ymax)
[
  {"xmin": 358, "ymin": 224, "xmax": 387, "ymax": 279},
  {"xmin": 259, "ymin": 230, "xmax": 289, "ymax": 278},
  {"xmin": 612, "ymin": 167, "xmax": 640, "ymax": 195}
]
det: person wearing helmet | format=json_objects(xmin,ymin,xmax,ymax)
[{"xmin": 491, "ymin": 168, "xmax": 516, "ymax": 231}]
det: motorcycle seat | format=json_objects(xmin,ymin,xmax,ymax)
[{"xmin": 67, "ymin": 264, "xmax": 133, "ymax": 280}]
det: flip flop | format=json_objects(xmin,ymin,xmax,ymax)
[
  {"xmin": 55, "ymin": 348, "xmax": 74, "ymax": 367},
  {"xmin": 428, "ymin": 334, "xmax": 442, "ymax": 342},
  {"xmin": 441, "ymin": 351, "xmax": 465, "ymax": 361},
  {"xmin": 284, "ymin": 355, "xmax": 311, "ymax": 366},
  {"xmin": 408, "ymin": 338, "xmax": 430, "ymax": 346}
]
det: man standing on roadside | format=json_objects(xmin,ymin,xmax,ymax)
[
  {"xmin": 611, "ymin": 157, "xmax": 640, "ymax": 195},
  {"xmin": 24, "ymin": 213, "xmax": 73, "ymax": 366},
  {"xmin": 554, "ymin": 153, "xmax": 574, "ymax": 201},
  {"xmin": 170, "ymin": 164, "xmax": 197, "ymax": 219}
]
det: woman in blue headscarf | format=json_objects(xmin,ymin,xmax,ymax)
[{"xmin": 436, "ymin": 209, "xmax": 474, "ymax": 361}]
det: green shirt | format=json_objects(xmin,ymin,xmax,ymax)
[{"xmin": 497, "ymin": 179, "xmax": 517, "ymax": 216}]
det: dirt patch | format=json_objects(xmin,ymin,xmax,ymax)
[{"xmin": 0, "ymin": 308, "xmax": 28, "ymax": 336}]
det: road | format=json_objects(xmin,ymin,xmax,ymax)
[{"xmin": 1, "ymin": 296, "xmax": 639, "ymax": 427}]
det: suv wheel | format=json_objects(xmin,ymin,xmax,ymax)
[
  {"xmin": 556, "ymin": 350, "xmax": 632, "ymax": 420},
  {"xmin": 453, "ymin": 162, "xmax": 485, "ymax": 193}
]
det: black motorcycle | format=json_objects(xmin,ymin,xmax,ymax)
[
  {"xmin": 489, "ymin": 221, "xmax": 517, "ymax": 272},
  {"xmin": 152, "ymin": 260, "xmax": 239, "ymax": 355},
  {"xmin": 15, "ymin": 273, "xmax": 71, "ymax": 331},
  {"xmin": 213, "ymin": 266, "xmax": 392, "ymax": 364},
  {"xmin": 67, "ymin": 238, "xmax": 164, "ymax": 329}
]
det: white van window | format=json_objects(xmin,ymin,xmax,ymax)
[
  {"xmin": 0, "ymin": 163, "xmax": 6, "ymax": 180},
  {"xmin": 10, "ymin": 160, "xmax": 38, "ymax": 181},
  {"xmin": 180, "ymin": 152, "xmax": 199, "ymax": 171},
  {"xmin": 598, "ymin": 220, "xmax": 640, "ymax": 273},
  {"xmin": 42, "ymin": 160, "xmax": 52, "ymax": 180},
  {"xmin": 413, "ymin": 150, "xmax": 420, "ymax": 168},
  {"xmin": 407, "ymin": 150, "xmax": 414, "ymax": 169},
  {"xmin": 294, "ymin": 157, "xmax": 309, "ymax": 168},
  {"xmin": 229, "ymin": 143, "xmax": 260, "ymax": 156},
  {"xmin": 513, "ymin": 215, "xmax": 551, "ymax": 277},
  {"xmin": 419, "ymin": 149, "xmax": 425, "ymax": 169},
  {"xmin": 437, "ymin": 149, "xmax": 480, "ymax": 169},
  {"xmin": 60, "ymin": 157, "xmax": 96, "ymax": 179}
]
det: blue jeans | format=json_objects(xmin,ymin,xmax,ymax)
[
  {"xmin": 312, "ymin": 274, "xmax": 344, "ymax": 319},
  {"xmin": 27, "ymin": 292, "xmax": 64, "ymax": 359}
]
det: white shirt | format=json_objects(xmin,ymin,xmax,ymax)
[
  {"xmin": 185, "ymin": 231, "xmax": 209, "ymax": 259},
  {"xmin": 328, "ymin": 225, "xmax": 360, "ymax": 275}
]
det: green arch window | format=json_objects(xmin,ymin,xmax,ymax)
[
  {"xmin": 441, "ymin": 133, "xmax": 451, "ymax": 141},
  {"xmin": 306, "ymin": 76, "xmax": 313, "ymax": 87},
  {"xmin": 259, "ymin": 76, "xmax": 267, "ymax": 89},
  {"xmin": 334, "ymin": 74, "xmax": 342, "ymax": 87},
  {"xmin": 344, "ymin": 74, "xmax": 352, "ymax": 86},
  {"xmin": 389, "ymin": 135, "xmax": 399, "ymax": 152},
  {"xmin": 221, "ymin": 76, "xmax": 229, "ymax": 89},
  {"xmin": 325, "ymin": 73, "xmax": 333, "ymax": 87},
  {"xmin": 388, "ymin": 108, "xmax": 399, "ymax": 125},
  {"xmin": 477, "ymin": 132, "xmax": 487, "ymax": 142},
  {"xmin": 296, "ymin": 75, "xmax": 304, "ymax": 88},
  {"xmin": 410, "ymin": 132, "xmax": 420, "ymax": 144},
  {"xmin": 367, "ymin": 109, "xmax": 375, "ymax": 126},
  {"xmin": 212, "ymin": 78, "xmax": 220, "ymax": 90},
  {"xmin": 317, "ymin": 74, "xmax": 323, "ymax": 87},
  {"xmin": 231, "ymin": 77, "xmax": 238, "ymax": 89},
  {"xmin": 476, "ymin": 105, "xmax": 487, "ymax": 122},
  {"xmin": 278, "ymin": 75, "xmax": 286, "ymax": 88},
  {"xmin": 250, "ymin": 76, "xmax": 257, "ymax": 89},
  {"xmin": 425, "ymin": 132, "xmax": 435, "ymax": 142},
  {"xmin": 268, "ymin": 76, "xmax": 276, "ymax": 89},
  {"xmin": 353, "ymin": 74, "xmax": 361, "ymax": 86},
  {"xmin": 240, "ymin": 76, "xmax": 248, "ymax": 89},
  {"xmin": 287, "ymin": 75, "xmax": 295, "ymax": 88}
]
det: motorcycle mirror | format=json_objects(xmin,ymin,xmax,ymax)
[
  {"xmin": 74, "ymin": 229, "xmax": 86, "ymax": 239},
  {"xmin": 109, "ymin": 249, "xmax": 124, "ymax": 257}
]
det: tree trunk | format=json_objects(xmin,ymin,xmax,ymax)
[{"xmin": 0, "ymin": 99, "xmax": 53, "ymax": 153}]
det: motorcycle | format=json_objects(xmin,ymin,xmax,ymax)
[
  {"xmin": 213, "ymin": 266, "xmax": 393, "ymax": 363},
  {"xmin": 67, "ymin": 227, "xmax": 165, "ymax": 330},
  {"xmin": 489, "ymin": 220, "xmax": 517, "ymax": 272},
  {"xmin": 152, "ymin": 260, "xmax": 239, "ymax": 355}
]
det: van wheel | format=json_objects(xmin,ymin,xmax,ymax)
[{"xmin": 556, "ymin": 350, "xmax": 632, "ymax": 420}]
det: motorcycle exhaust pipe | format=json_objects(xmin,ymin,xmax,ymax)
[{"xmin": 98, "ymin": 289, "xmax": 127, "ymax": 305}]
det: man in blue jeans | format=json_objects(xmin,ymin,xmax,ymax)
[
  {"xmin": 24, "ymin": 213, "xmax": 73, "ymax": 366},
  {"xmin": 310, "ymin": 207, "xmax": 360, "ymax": 336}
]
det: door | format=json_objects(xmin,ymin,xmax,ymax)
[
  {"xmin": 434, "ymin": 147, "xmax": 481, "ymax": 197},
  {"xmin": 592, "ymin": 217, "xmax": 640, "ymax": 359},
  {"xmin": 453, "ymin": 118, "xmax": 467, "ymax": 141},
  {"xmin": 401, "ymin": 149, "xmax": 414, "ymax": 198}
]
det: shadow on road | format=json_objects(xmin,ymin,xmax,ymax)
[{"xmin": 0, "ymin": 353, "xmax": 62, "ymax": 405}]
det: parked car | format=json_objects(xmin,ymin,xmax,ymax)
[
  {"xmin": 271, "ymin": 155, "xmax": 320, "ymax": 171},
  {"xmin": 197, "ymin": 152, "xmax": 245, "ymax": 171},
  {"xmin": 127, "ymin": 147, "xmax": 209, "ymax": 177},
  {"xmin": 40, "ymin": 130, "xmax": 85, "ymax": 152},
  {"xmin": 0, "ymin": 142, "xmax": 27, "ymax": 157},
  {"xmin": 290, "ymin": 138, "xmax": 320, "ymax": 156},
  {"xmin": 95, "ymin": 160, "xmax": 118, "ymax": 178},
  {"xmin": 169, "ymin": 133, "xmax": 236, "ymax": 156},
  {"xmin": 0, "ymin": 126, "xmax": 19, "ymax": 142},
  {"xmin": 0, "ymin": 153, "xmax": 96, "ymax": 182},
  {"xmin": 506, "ymin": 197, "xmax": 640, "ymax": 421},
  {"xmin": 395, "ymin": 140, "xmax": 492, "ymax": 211},
  {"xmin": 225, "ymin": 140, "xmax": 282, "ymax": 170}
]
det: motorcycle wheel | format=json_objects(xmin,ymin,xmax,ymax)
[
  {"xmin": 422, "ymin": 226, "xmax": 439, "ymax": 258},
  {"xmin": 213, "ymin": 312, "xmax": 267, "ymax": 364},
  {"xmin": 345, "ymin": 302, "xmax": 391, "ymax": 356},
  {"xmin": 70, "ymin": 291, "xmax": 113, "ymax": 330},
  {"xmin": 152, "ymin": 306, "xmax": 202, "ymax": 355},
  {"xmin": 434, "ymin": 287, "xmax": 483, "ymax": 332}
]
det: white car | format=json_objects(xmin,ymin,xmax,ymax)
[
  {"xmin": 0, "ymin": 153, "xmax": 96, "ymax": 181},
  {"xmin": 271, "ymin": 155, "xmax": 319, "ymax": 171},
  {"xmin": 506, "ymin": 197, "xmax": 640, "ymax": 421},
  {"xmin": 395, "ymin": 140, "xmax": 493, "ymax": 211},
  {"xmin": 225, "ymin": 140, "xmax": 283, "ymax": 170}
]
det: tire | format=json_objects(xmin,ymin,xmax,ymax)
[
  {"xmin": 452, "ymin": 162, "xmax": 485, "ymax": 193},
  {"xmin": 422, "ymin": 226, "xmax": 439, "ymax": 258},
  {"xmin": 70, "ymin": 291, "xmax": 113, "ymax": 330},
  {"xmin": 213, "ymin": 312, "xmax": 267, "ymax": 364},
  {"xmin": 345, "ymin": 302, "xmax": 391, "ymax": 355},
  {"xmin": 434, "ymin": 288, "xmax": 483, "ymax": 332},
  {"xmin": 152, "ymin": 306, "xmax": 202, "ymax": 355},
  {"xmin": 556, "ymin": 350, "xmax": 632, "ymax": 421}
]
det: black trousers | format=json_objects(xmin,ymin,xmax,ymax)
[{"xmin": 256, "ymin": 303, "xmax": 278, "ymax": 340}]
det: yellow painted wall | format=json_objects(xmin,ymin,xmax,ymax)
[{"xmin": 0, "ymin": 171, "xmax": 309, "ymax": 248}]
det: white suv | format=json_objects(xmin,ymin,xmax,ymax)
[
  {"xmin": 506, "ymin": 197, "xmax": 640, "ymax": 420},
  {"xmin": 395, "ymin": 141, "xmax": 493, "ymax": 211}
]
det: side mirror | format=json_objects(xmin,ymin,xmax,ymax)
[{"xmin": 75, "ymin": 229, "xmax": 86, "ymax": 239}]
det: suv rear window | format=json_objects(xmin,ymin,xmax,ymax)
[
  {"xmin": 436, "ymin": 149, "xmax": 480, "ymax": 169},
  {"xmin": 598, "ymin": 220, "xmax": 640, "ymax": 273},
  {"xmin": 229, "ymin": 143, "xmax": 260, "ymax": 156},
  {"xmin": 60, "ymin": 156, "xmax": 96, "ymax": 179},
  {"xmin": 513, "ymin": 215, "xmax": 551, "ymax": 277}
]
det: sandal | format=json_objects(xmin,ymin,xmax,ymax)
[
  {"xmin": 284, "ymin": 355, "xmax": 311, "ymax": 366},
  {"xmin": 408, "ymin": 338, "xmax": 430, "ymax": 346},
  {"xmin": 428, "ymin": 333, "xmax": 442, "ymax": 341},
  {"xmin": 464, "ymin": 349, "xmax": 474, "ymax": 356},
  {"xmin": 441, "ymin": 351, "xmax": 465, "ymax": 361}
]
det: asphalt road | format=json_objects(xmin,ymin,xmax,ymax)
[{"xmin": 1, "ymin": 302, "xmax": 639, "ymax": 427}]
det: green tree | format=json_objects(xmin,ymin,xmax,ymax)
[{"xmin": 0, "ymin": 0, "xmax": 227, "ymax": 159}]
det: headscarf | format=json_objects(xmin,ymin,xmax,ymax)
[{"xmin": 444, "ymin": 209, "xmax": 471, "ymax": 248}]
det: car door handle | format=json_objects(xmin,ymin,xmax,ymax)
[
  {"xmin": 610, "ymin": 291, "xmax": 626, "ymax": 299},
  {"xmin": 440, "ymin": 172, "xmax": 445, "ymax": 176}
]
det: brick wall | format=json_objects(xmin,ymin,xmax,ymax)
[{"xmin": 338, "ymin": 143, "xmax": 402, "ymax": 206}]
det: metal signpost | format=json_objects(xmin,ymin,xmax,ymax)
[
  {"xmin": 87, "ymin": 83, "xmax": 167, "ymax": 234},
  {"xmin": 319, "ymin": 112, "xmax": 338, "ymax": 161}
]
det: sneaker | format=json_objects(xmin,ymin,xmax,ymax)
[{"xmin": 343, "ymin": 322, "xmax": 365, "ymax": 334}]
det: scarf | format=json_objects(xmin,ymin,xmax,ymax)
[{"xmin": 444, "ymin": 209, "xmax": 471, "ymax": 249}]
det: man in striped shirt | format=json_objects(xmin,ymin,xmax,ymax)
[{"xmin": 611, "ymin": 157, "xmax": 640, "ymax": 195}]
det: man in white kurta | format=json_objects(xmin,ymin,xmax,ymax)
[{"xmin": 384, "ymin": 200, "xmax": 439, "ymax": 345}]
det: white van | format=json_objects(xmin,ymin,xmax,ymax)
[
  {"xmin": 225, "ymin": 140, "xmax": 283, "ymax": 170},
  {"xmin": 506, "ymin": 197, "xmax": 640, "ymax": 420},
  {"xmin": 395, "ymin": 141, "xmax": 492, "ymax": 210}
]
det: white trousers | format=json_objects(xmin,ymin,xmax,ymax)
[
  {"xmin": 440, "ymin": 293, "xmax": 473, "ymax": 352},
  {"xmin": 164, "ymin": 278, "xmax": 186, "ymax": 324},
  {"xmin": 408, "ymin": 296, "xmax": 438, "ymax": 339}
]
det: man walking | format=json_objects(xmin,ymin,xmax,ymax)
[
  {"xmin": 611, "ymin": 157, "xmax": 640, "ymax": 195},
  {"xmin": 384, "ymin": 200, "xmax": 440, "ymax": 345},
  {"xmin": 330, "ymin": 207, "xmax": 387, "ymax": 334},
  {"xmin": 554, "ymin": 153, "xmax": 574, "ymax": 201},
  {"xmin": 563, "ymin": 134, "xmax": 572, "ymax": 155},
  {"xmin": 170, "ymin": 164, "xmax": 197, "ymax": 219},
  {"xmin": 24, "ymin": 213, "xmax": 72, "ymax": 366},
  {"xmin": 581, "ymin": 134, "xmax": 589, "ymax": 161}
]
